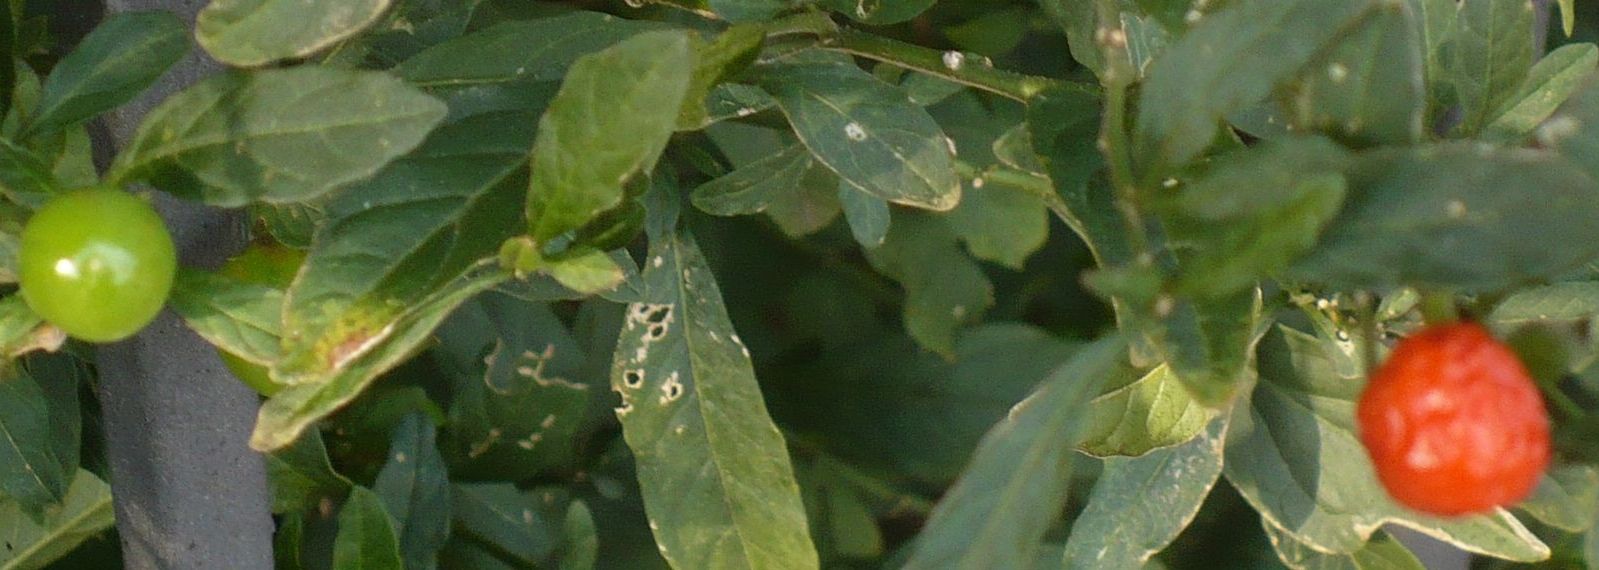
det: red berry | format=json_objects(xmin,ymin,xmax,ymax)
[{"xmin": 1356, "ymin": 322, "xmax": 1550, "ymax": 516}]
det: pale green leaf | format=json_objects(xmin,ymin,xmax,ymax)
[
  {"xmin": 1484, "ymin": 43, "xmax": 1599, "ymax": 141},
  {"xmin": 1518, "ymin": 465, "xmax": 1599, "ymax": 533},
  {"xmin": 1079, "ymin": 364, "xmax": 1216, "ymax": 457},
  {"xmin": 197, "ymin": 0, "xmax": 390, "ymax": 66},
  {"xmin": 169, "ymin": 269, "xmax": 282, "ymax": 366},
  {"xmin": 1263, "ymin": 523, "xmax": 1424, "ymax": 570}
]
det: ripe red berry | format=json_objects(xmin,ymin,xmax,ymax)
[{"xmin": 1356, "ymin": 322, "xmax": 1550, "ymax": 516}]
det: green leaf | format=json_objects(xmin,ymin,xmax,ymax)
[
  {"xmin": 760, "ymin": 62, "xmax": 960, "ymax": 211},
  {"xmin": 450, "ymin": 484, "xmax": 591, "ymax": 567},
  {"xmin": 333, "ymin": 487, "xmax": 404, "ymax": 570},
  {"xmin": 433, "ymin": 293, "xmax": 592, "ymax": 480},
  {"xmin": 1134, "ymin": 0, "xmax": 1380, "ymax": 176},
  {"xmin": 395, "ymin": 12, "xmax": 665, "ymax": 87},
  {"xmin": 1279, "ymin": 3, "xmax": 1424, "ymax": 147},
  {"xmin": 678, "ymin": 25, "xmax": 764, "ymax": 129},
  {"xmin": 544, "ymin": 249, "xmax": 627, "ymax": 295},
  {"xmin": 560, "ymin": 501, "xmax": 597, "ymax": 570},
  {"xmin": 901, "ymin": 336, "xmax": 1124, "ymax": 570},
  {"xmin": 265, "ymin": 428, "xmax": 352, "ymax": 513},
  {"xmin": 992, "ymin": 124, "xmax": 1045, "ymax": 176},
  {"xmin": 1263, "ymin": 524, "xmax": 1425, "ymax": 570},
  {"xmin": 0, "ymin": 367, "xmax": 66, "ymax": 522},
  {"xmin": 820, "ymin": 0, "xmax": 936, "ymax": 25},
  {"xmin": 274, "ymin": 513, "xmax": 305, "ymax": 570},
  {"xmin": 110, "ymin": 67, "xmax": 446, "ymax": 207},
  {"xmin": 690, "ymin": 143, "xmax": 814, "ymax": 216},
  {"xmin": 1483, "ymin": 43, "xmax": 1599, "ymax": 141},
  {"xmin": 1446, "ymin": 0, "xmax": 1535, "ymax": 135},
  {"xmin": 1518, "ymin": 466, "xmax": 1599, "ymax": 533},
  {"xmin": 611, "ymin": 227, "xmax": 818, "ymax": 569},
  {"xmin": 1290, "ymin": 144, "xmax": 1599, "ymax": 291},
  {"xmin": 1156, "ymin": 288, "xmax": 1265, "ymax": 406},
  {"xmin": 0, "ymin": 470, "xmax": 115, "ymax": 570},
  {"xmin": 1224, "ymin": 325, "xmax": 1549, "ymax": 560},
  {"xmin": 708, "ymin": 0, "xmax": 789, "ymax": 22},
  {"xmin": 0, "ymin": 139, "xmax": 60, "ymax": 210},
  {"xmin": 947, "ymin": 182, "xmax": 1048, "ymax": 270},
  {"xmin": 169, "ymin": 269, "xmax": 282, "ymax": 367},
  {"xmin": 25, "ymin": 11, "xmax": 187, "ymax": 137},
  {"xmin": 838, "ymin": 185, "xmax": 890, "ymax": 249},
  {"xmin": 1407, "ymin": 0, "xmax": 1458, "ymax": 113},
  {"xmin": 1560, "ymin": 0, "xmax": 1577, "ymax": 36},
  {"xmin": 1079, "ymin": 364, "xmax": 1216, "ymax": 457},
  {"xmin": 1490, "ymin": 282, "xmax": 1599, "ymax": 328},
  {"xmin": 1062, "ymin": 416, "xmax": 1227, "ymax": 568},
  {"xmin": 277, "ymin": 110, "xmax": 535, "ymax": 382},
  {"xmin": 1028, "ymin": 86, "xmax": 1123, "ymax": 264},
  {"xmin": 252, "ymin": 270, "xmax": 506, "ymax": 451},
  {"xmin": 373, "ymin": 414, "xmax": 451, "ymax": 570},
  {"xmin": 21, "ymin": 356, "xmax": 79, "ymax": 490},
  {"xmin": 197, "ymin": 0, "xmax": 390, "ymax": 67},
  {"xmin": 692, "ymin": 83, "xmax": 777, "ymax": 130},
  {"xmin": 527, "ymin": 31, "xmax": 693, "ymax": 243},
  {"xmin": 864, "ymin": 213, "xmax": 993, "ymax": 358}
]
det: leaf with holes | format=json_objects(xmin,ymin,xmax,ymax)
[{"xmin": 610, "ymin": 226, "xmax": 818, "ymax": 569}]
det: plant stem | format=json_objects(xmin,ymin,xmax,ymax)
[{"xmin": 817, "ymin": 27, "xmax": 1067, "ymax": 102}]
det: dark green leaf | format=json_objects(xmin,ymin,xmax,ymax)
[
  {"xmin": 1290, "ymin": 144, "xmax": 1599, "ymax": 291},
  {"xmin": 611, "ymin": 228, "xmax": 818, "ymax": 569},
  {"xmin": 275, "ymin": 513, "xmax": 305, "ymax": 570},
  {"xmin": 333, "ymin": 487, "xmax": 403, "ymax": 570},
  {"xmin": 864, "ymin": 213, "xmax": 993, "ymax": 357},
  {"xmin": 820, "ymin": 0, "xmax": 935, "ymax": 25},
  {"xmin": 1279, "ymin": 3, "xmax": 1424, "ymax": 146},
  {"xmin": 991, "ymin": 124, "xmax": 1044, "ymax": 176},
  {"xmin": 1407, "ymin": 0, "xmax": 1458, "ymax": 115},
  {"xmin": 266, "ymin": 428, "xmax": 352, "ymax": 513},
  {"xmin": 1224, "ymin": 325, "xmax": 1548, "ymax": 559},
  {"xmin": 1134, "ymin": 0, "xmax": 1380, "ymax": 176},
  {"xmin": 760, "ymin": 62, "xmax": 960, "ymax": 211},
  {"xmin": 560, "ymin": 501, "xmax": 597, "ymax": 570},
  {"xmin": 901, "ymin": 336, "xmax": 1124, "ymax": 570},
  {"xmin": 253, "ymin": 270, "xmax": 506, "ymax": 451},
  {"xmin": 1028, "ymin": 86, "xmax": 1124, "ymax": 264},
  {"xmin": 0, "ymin": 139, "xmax": 59, "ymax": 210},
  {"xmin": 26, "ymin": 11, "xmax": 188, "ymax": 137},
  {"xmin": 1446, "ymin": 0, "xmax": 1535, "ymax": 135},
  {"xmin": 169, "ymin": 269, "xmax": 282, "ymax": 367},
  {"xmin": 197, "ymin": 0, "xmax": 390, "ymax": 66},
  {"xmin": 110, "ymin": 67, "xmax": 446, "ymax": 207},
  {"xmin": 1156, "ymin": 288, "xmax": 1264, "ymax": 406},
  {"xmin": 838, "ymin": 185, "xmax": 890, "ymax": 249},
  {"xmin": 690, "ymin": 143, "xmax": 814, "ymax": 216},
  {"xmin": 395, "ymin": 12, "xmax": 665, "ymax": 87},
  {"xmin": 1167, "ymin": 172, "xmax": 1346, "ymax": 298},
  {"xmin": 1484, "ymin": 43, "xmax": 1599, "ymax": 141},
  {"xmin": 1062, "ymin": 416, "xmax": 1226, "ymax": 568},
  {"xmin": 709, "ymin": 0, "xmax": 789, "ymax": 22},
  {"xmin": 0, "ymin": 366, "xmax": 66, "ymax": 521},
  {"xmin": 527, "ymin": 31, "xmax": 693, "ymax": 243},
  {"xmin": 21, "ymin": 355, "xmax": 81, "ymax": 495},
  {"xmin": 373, "ymin": 415, "xmax": 451, "ymax": 570},
  {"xmin": 0, "ymin": 470, "xmax": 114, "ymax": 569},
  {"xmin": 450, "ymin": 484, "xmax": 580, "ymax": 566},
  {"xmin": 947, "ymin": 182, "xmax": 1048, "ymax": 270},
  {"xmin": 277, "ymin": 110, "xmax": 534, "ymax": 382}
]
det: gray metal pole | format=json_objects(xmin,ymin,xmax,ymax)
[{"xmin": 92, "ymin": 1, "xmax": 274, "ymax": 568}]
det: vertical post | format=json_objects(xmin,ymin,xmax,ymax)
[{"xmin": 91, "ymin": 1, "xmax": 274, "ymax": 568}]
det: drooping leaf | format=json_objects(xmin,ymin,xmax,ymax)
[
  {"xmin": 109, "ymin": 67, "xmax": 446, "ymax": 207},
  {"xmin": 1134, "ymin": 0, "xmax": 1381, "ymax": 177},
  {"xmin": 395, "ymin": 12, "xmax": 666, "ymax": 87},
  {"xmin": 0, "ymin": 366, "xmax": 65, "ymax": 522},
  {"xmin": 1079, "ymin": 364, "xmax": 1216, "ymax": 457},
  {"xmin": 1446, "ymin": 0, "xmax": 1536, "ymax": 135},
  {"xmin": 864, "ymin": 212, "xmax": 993, "ymax": 358},
  {"xmin": 901, "ymin": 336, "xmax": 1124, "ymax": 570},
  {"xmin": 1290, "ymin": 144, "xmax": 1599, "ymax": 291},
  {"xmin": 526, "ymin": 31, "xmax": 694, "ymax": 243},
  {"xmin": 197, "ymin": 0, "xmax": 391, "ymax": 67},
  {"xmin": 0, "ymin": 470, "xmax": 115, "ymax": 570},
  {"xmin": 1483, "ymin": 43, "xmax": 1599, "ymax": 141},
  {"xmin": 760, "ymin": 62, "xmax": 960, "ymax": 211},
  {"xmin": 1279, "ymin": 2, "xmax": 1424, "ymax": 147},
  {"xmin": 1224, "ymin": 325, "xmax": 1549, "ymax": 560},
  {"xmin": 25, "ymin": 11, "xmax": 187, "ymax": 137},
  {"xmin": 265, "ymin": 428, "xmax": 352, "ymax": 514},
  {"xmin": 373, "ymin": 414, "xmax": 451, "ymax": 570},
  {"xmin": 611, "ymin": 226, "xmax": 818, "ymax": 569},
  {"xmin": 1062, "ymin": 416, "xmax": 1227, "ymax": 568},
  {"xmin": 276, "ymin": 110, "xmax": 537, "ymax": 383},
  {"xmin": 252, "ymin": 270, "xmax": 506, "ymax": 451},
  {"xmin": 838, "ymin": 185, "xmax": 890, "ymax": 249},
  {"xmin": 169, "ymin": 269, "xmax": 282, "ymax": 367},
  {"xmin": 332, "ymin": 487, "xmax": 404, "ymax": 570}
]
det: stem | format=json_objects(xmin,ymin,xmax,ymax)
[
  {"xmin": 1417, "ymin": 290, "xmax": 1459, "ymax": 326},
  {"xmin": 818, "ymin": 27, "xmax": 1066, "ymax": 102},
  {"xmin": 1091, "ymin": 0, "xmax": 1155, "ymax": 268}
]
